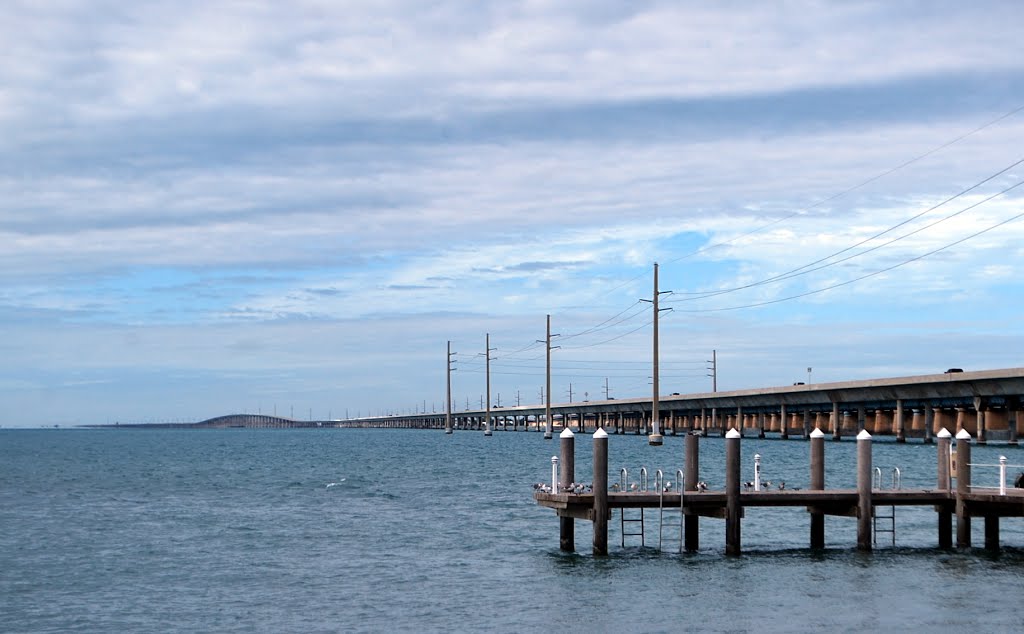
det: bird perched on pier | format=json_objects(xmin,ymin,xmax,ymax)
[
  {"xmin": 663, "ymin": 481, "xmax": 673, "ymax": 492},
  {"xmin": 629, "ymin": 482, "xmax": 639, "ymax": 491},
  {"xmin": 778, "ymin": 481, "xmax": 786, "ymax": 491},
  {"xmin": 533, "ymin": 482, "xmax": 553, "ymax": 493},
  {"xmin": 762, "ymin": 480, "xmax": 772, "ymax": 489},
  {"xmin": 743, "ymin": 481, "xmax": 754, "ymax": 491},
  {"xmin": 696, "ymin": 481, "xmax": 708, "ymax": 493},
  {"xmin": 611, "ymin": 482, "xmax": 621, "ymax": 491}
]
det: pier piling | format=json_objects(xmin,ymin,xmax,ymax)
[
  {"xmin": 956, "ymin": 429, "xmax": 972, "ymax": 547},
  {"xmin": 593, "ymin": 428, "xmax": 608, "ymax": 556},
  {"xmin": 725, "ymin": 428, "xmax": 741, "ymax": 555},
  {"xmin": 560, "ymin": 428, "xmax": 575, "ymax": 552},
  {"xmin": 857, "ymin": 430, "xmax": 872, "ymax": 550},
  {"xmin": 810, "ymin": 427, "xmax": 825, "ymax": 548},
  {"xmin": 684, "ymin": 432, "xmax": 700, "ymax": 552},
  {"xmin": 937, "ymin": 428, "xmax": 953, "ymax": 548}
]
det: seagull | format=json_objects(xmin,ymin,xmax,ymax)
[
  {"xmin": 778, "ymin": 481, "xmax": 786, "ymax": 491},
  {"xmin": 763, "ymin": 480, "xmax": 772, "ymax": 488},
  {"xmin": 743, "ymin": 481, "xmax": 754, "ymax": 491},
  {"xmin": 611, "ymin": 483, "xmax": 621, "ymax": 491},
  {"xmin": 629, "ymin": 482, "xmax": 639, "ymax": 491},
  {"xmin": 697, "ymin": 481, "xmax": 708, "ymax": 493}
]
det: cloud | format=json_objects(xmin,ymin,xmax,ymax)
[{"xmin": 1, "ymin": 1, "xmax": 1023, "ymax": 424}]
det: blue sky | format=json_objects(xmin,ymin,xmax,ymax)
[{"xmin": 2, "ymin": 1, "xmax": 1023, "ymax": 426}]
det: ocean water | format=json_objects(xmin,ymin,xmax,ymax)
[{"xmin": 3, "ymin": 428, "xmax": 1024, "ymax": 633}]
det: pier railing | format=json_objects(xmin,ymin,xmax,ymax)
[{"xmin": 967, "ymin": 456, "xmax": 1024, "ymax": 495}]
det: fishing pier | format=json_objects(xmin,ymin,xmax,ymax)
[{"xmin": 534, "ymin": 427, "xmax": 1024, "ymax": 555}]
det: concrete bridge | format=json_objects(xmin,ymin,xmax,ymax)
[{"xmin": 341, "ymin": 367, "xmax": 1024, "ymax": 443}]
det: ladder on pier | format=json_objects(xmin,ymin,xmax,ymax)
[
  {"xmin": 873, "ymin": 467, "xmax": 901, "ymax": 547},
  {"xmin": 621, "ymin": 508, "xmax": 645, "ymax": 547},
  {"xmin": 620, "ymin": 467, "xmax": 646, "ymax": 547},
  {"xmin": 657, "ymin": 469, "xmax": 685, "ymax": 553}
]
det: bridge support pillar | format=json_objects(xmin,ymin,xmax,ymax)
[
  {"xmin": 831, "ymin": 402, "xmax": 841, "ymax": 442},
  {"xmin": 895, "ymin": 399, "xmax": 906, "ymax": 443},
  {"xmin": 974, "ymin": 398, "xmax": 987, "ymax": 445}
]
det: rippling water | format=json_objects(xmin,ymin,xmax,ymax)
[{"xmin": 2, "ymin": 428, "xmax": 1023, "ymax": 633}]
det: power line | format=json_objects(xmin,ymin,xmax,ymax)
[
  {"xmin": 671, "ymin": 205, "xmax": 1024, "ymax": 313},
  {"xmin": 666, "ymin": 157, "xmax": 1024, "ymax": 303}
]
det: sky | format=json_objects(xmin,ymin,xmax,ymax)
[{"xmin": 2, "ymin": 1, "xmax": 1023, "ymax": 426}]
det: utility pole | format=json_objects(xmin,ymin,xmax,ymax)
[
  {"xmin": 539, "ymin": 314, "xmax": 560, "ymax": 439},
  {"xmin": 708, "ymin": 349, "xmax": 717, "ymax": 392},
  {"xmin": 516, "ymin": 390, "xmax": 521, "ymax": 407},
  {"xmin": 567, "ymin": 383, "xmax": 573, "ymax": 403},
  {"xmin": 604, "ymin": 377, "xmax": 611, "ymax": 400},
  {"xmin": 446, "ymin": 341, "xmax": 456, "ymax": 434},
  {"xmin": 641, "ymin": 262, "xmax": 672, "ymax": 445},
  {"xmin": 484, "ymin": 333, "xmax": 495, "ymax": 436}
]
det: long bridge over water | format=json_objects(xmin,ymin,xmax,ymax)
[
  {"xmin": 394, "ymin": 366, "xmax": 1024, "ymax": 443},
  {"xmin": 103, "ymin": 367, "xmax": 1024, "ymax": 443}
]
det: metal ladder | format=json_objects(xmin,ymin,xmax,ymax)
[
  {"xmin": 872, "ymin": 467, "xmax": 901, "ymax": 546},
  {"xmin": 657, "ymin": 469, "xmax": 686, "ymax": 552},
  {"xmin": 620, "ymin": 467, "xmax": 646, "ymax": 547}
]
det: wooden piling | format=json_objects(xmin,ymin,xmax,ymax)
[
  {"xmin": 780, "ymin": 403, "xmax": 789, "ymax": 440},
  {"xmin": 593, "ymin": 428, "xmax": 609, "ymax": 556},
  {"xmin": 725, "ymin": 428, "xmax": 741, "ymax": 555},
  {"xmin": 956, "ymin": 429, "xmax": 972, "ymax": 547},
  {"xmin": 559, "ymin": 428, "xmax": 575, "ymax": 552},
  {"xmin": 810, "ymin": 427, "xmax": 825, "ymax": 548},
  {"xmin": 684, "ymin": 432, "xmax": 699, "ymax": 552},
  {"xmin": 937, "ymin": 428, "xmax": 953, "ymax": 548},
  {"xmin": 856, "ymin": 430, "xmax": 872, "ymax": 550},
  {"xmin": 985, "ymin": 515, "xmax": 1000, "ymax": 551}
]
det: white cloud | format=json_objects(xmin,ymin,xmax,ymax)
[{"xmin": 1, "ymin": 1, "xmax": 1023, "ymax": 424}]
